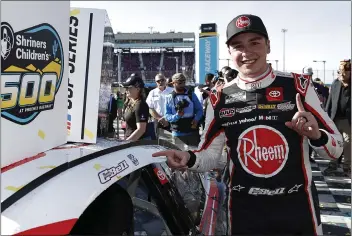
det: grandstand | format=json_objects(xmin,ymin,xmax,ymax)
[{"xmin": 113, "ymin": 31, "xmax": 196, "ymax": 86}]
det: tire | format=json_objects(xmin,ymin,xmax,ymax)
[{"xmin": 70, "ymin": 183, "xmax": 133, "ymax": 235}]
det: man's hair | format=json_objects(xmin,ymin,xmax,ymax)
[
  {"xmin": 172, "ymin": 73, "xmax": 186, "ymax": 81},
  {"xmin": 155, "ymin": 73, "xmax": 165, "ymax": 81},
  {"xmin": 314, "ymin": 78, "xmax": 321, "ymax": 82},
  {"xmin": 205, "ymin": 73, "xmax": 215, "ymax": 82}
]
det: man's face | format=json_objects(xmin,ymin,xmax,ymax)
[
  {"xmin": 339, "ymin": 63, "xmax": 351, "ymax": 80},
  {"xmin": 155, "ymin": 76, "xmax": 166, "ymax": 88},
  {"xmin": 227, "ymin": 32, "xmax": 270, "ymax": 77},
  {"xmin": 173, "ymin": 80, "xmax": 186, "ymax": 90}
]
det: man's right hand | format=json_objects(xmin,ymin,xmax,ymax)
[{"xmin": 152, "ymin": 150, "xmax": 190, "ymax": 170}]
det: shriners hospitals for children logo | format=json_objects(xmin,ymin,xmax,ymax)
[
  {"xmin": 1, "ymin": 22, "xmax": 64, "ymax": 125},
  {"xmin": 237, "ymin": 125, "xmax": 289, "ymax": 178}
]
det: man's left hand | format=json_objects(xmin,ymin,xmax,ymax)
[{"xmin": 285, "ymin": 93, "xmax": 321, "ymax": 140}]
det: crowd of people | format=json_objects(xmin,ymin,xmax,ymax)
[{"xmin": 102, "ymin": 13, "xmax": 350, "ymax": 235}]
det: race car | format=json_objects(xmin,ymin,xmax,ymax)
[{"xmin": 1, "ymin": 139, "xmax": 224, "ymax": 235}]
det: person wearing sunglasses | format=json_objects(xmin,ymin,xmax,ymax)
[
  {"xmin": 146, "ymin": 73, "xmax": 173, "ymax": 140},
  {"xmin": 164, "ymin": 73, "xmax": 203, "ymax": 149}
]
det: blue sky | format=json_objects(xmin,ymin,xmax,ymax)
[{"xmin": 71, "ymin": 1, "xmax": 351, "ymax": 84}]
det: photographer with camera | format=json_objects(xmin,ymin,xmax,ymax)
[{"xmin": 164, "ymin": 73, "xmax": 203, "ymax": 150}]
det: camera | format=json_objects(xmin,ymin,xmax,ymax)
[{"xmin": 175, "ymin": 99, "xmax": 190, "ymax": 112}]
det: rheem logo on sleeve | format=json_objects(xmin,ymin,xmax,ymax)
[
  {"xmin": 1, "ymin": 22, "xmax": 64, "ymax": 125},
  {"xmin": 237, "ymin": 125, "xmax": 289, "ymax": 178}
]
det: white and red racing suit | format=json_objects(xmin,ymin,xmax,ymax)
[{"xmin": 187, "ymin": 66, "xmax": 343, "ymax": 235}]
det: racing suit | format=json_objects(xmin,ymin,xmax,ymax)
[{"xmin": 188, "ymin": 66, "xmax": 343, "ymax": 235}]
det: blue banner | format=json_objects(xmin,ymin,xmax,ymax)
[{"xmin": 198, "ymin": 36, "xmax": 219, "ymax": 84}]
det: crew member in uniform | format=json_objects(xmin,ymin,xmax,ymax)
[{"xmin": 120, "ymin": 74, "xmax": 150, "ymax": 141}]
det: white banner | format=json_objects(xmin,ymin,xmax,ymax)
[
  {"xmin": 67, "ymin": 8, "xmax": 106, "ymax": 143},
  {"xmin": 1, "ymin": 1, "xmax": 69, "ymax": 167}
]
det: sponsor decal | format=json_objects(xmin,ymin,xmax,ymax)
[
  {"xmin": 237, "ymin": 125, "xmax": 289, "ymax": 178},
  {"xmin": 98, "ymin": 160, "xmax": 129, "ymax": 184},
  {"xmin": 222, "ymin": 121, "xmax": 237, "ymax": 127},
  {"xmin": 232, "ymin": 184, "xmax": 245, "ymax": 192},
  {"xmin": 127, "ymin": 154, "xmax": 139, "ymax": 166},
  {"xmin": 298, "ymin": 75, "xmax": 308, "ymax": 90},
  {"xmin": 140, "ymin": 114, "xmax": 147, "ymax": 121},
  {"xmin": 287, "ymin": 184, "xmax": 303, "ymax": 194},
  {"xmin": 233, "ymin": 184, "xmax": 303, "ymax": 195},
  {"xmin": 153, "ymin": 167, "xmax": 168, "ymax": 185},
  {"xmin": 236, "ymin": 105, "xmax": 256, "ymax": 113},
  {"xmin": 219, "ymin": 108, "xmax": 235, "ymax": 118},
  {"xmin": 239, "ymin": 117, "xmax": 257, "ymax": 124},
  {"xmin": 276, "ymin": 101, "xmax": 295, "ymax": 111},
  {"xmin": 266, "ymin": 87, "xmax": 283, "ymax": 102},
  {"xmin": 222, "ymin": 116, "xmax": 257, "ymax": 127},
  {"xmin": 67, "ymin": 14, "xmax": 79, "ymax": 120},
  {"xmin": 248, "ymin": 187, "xmax": 286, "ymax": 196},
  {"xmin": 236, "ymin": 16, "xmax": 251, "ymax": 28},
  {"xmin": 258, "ymin": 104, "xmax": 276, "ymax": 109},
  {"xmin": 209, "ymin": 89, "xmax": 219, "ymax": 107},
  {"xmin": 258, "ymin": 115, "xmax": 278, "ymax": 121},
  {"xmin": 293, "ymin": 73, "xmax": 310, "ymax": 95},
  {"xmin": 1, "ymin": 22, "xmax": 64, "ymax": 125},
  {"xmin": 225, "ymin": 91, "xmax": 246, "ymax": 104}
]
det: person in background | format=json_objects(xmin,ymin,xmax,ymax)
[
  {"xmin": 146, "ymin": 73, "xmax": 173, "ymax": 140},
  {"xmin": 221, "ymin": 66, "xmax": 238, "ymax": 83},
  {"xmin": 116, "ymin": 91, "xmax": 124, "ymax": 119},
  {"xmin": 166, "ymin": 77, "xmax": 173, "ymax": 88},
  {"xmin": 107, "ymin": 93, "xmax": 118, "ymax": 138},
  {"xmin": 324, "ymin": 59, "xmax": 351, "ymax": 176},
  {"xmin": 313, "ymin": 78, "xmax": 329, "ymax": 108},
  {"xmin": 303, "ymin": 67, "xmax": 320, "ymax": 162},
  {"xmin": 197, "ymin": 73, "xmax": 215, "ymax": 130},
  {"xmin": 164, "ymin": 73, "xmax": 203, "ymax": 149},
  {"xmin": 120, "ymin": 73, "xmax": 150, "ymax": 141}
]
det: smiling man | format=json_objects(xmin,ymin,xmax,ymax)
[{"xmin": 153, "ymin": 14, "xmax": 343, "ymax": 235}]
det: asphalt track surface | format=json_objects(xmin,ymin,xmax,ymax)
[{"xmin": 114, "ymin": 120, "xmax": 351, "ymax": 236}]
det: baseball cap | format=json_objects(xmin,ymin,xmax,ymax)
[
  {"xmin": 120, "ymin": 73, "xmax": 145, "ymax": 88},
  {"xmin": 172, "ymin": 73, "xmax": 186, "ymax": 82},
  {"xmin": 226, "ymin": 14, "xmax": 268, "ymax": 45}
]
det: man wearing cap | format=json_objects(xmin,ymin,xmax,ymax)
[
  {"xmin": 146, "ymin": 73, "xmax": 173, "ymax": 140},
  {"xmin": 164, "ymin": 73, "xmax": 203, "ymax": 149},
  {"xmin": 153, "ymin": 14, "xmax": 343, "ymax": 235}
]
